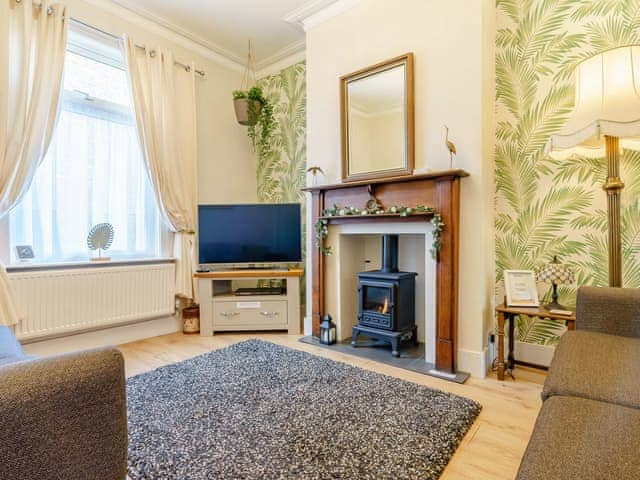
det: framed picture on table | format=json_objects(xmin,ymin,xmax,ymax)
[{"xmin": 504, "ymin": 270, "xmax": 539, "ymax": 307}]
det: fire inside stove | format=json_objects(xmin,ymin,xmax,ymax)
[
  {"xmin": 380, "ymin": 297, "xmax": 389, "ymax": 314},
  {"xmin": 363, "ymin": 286, "xmax": 391, "ymax": 314}
]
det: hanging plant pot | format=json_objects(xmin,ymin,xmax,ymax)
[
  {"xmin": 233, "ymin": 97, "xmax": 262, "ymax": 126},
  {"xmin": 231, "ymin": 41, "xmax": 277, "ymax": 153}
]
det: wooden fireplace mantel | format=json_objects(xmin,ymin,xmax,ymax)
[{"xmin": 303, "ymin": 169, "xmax": 469, "ymax": 373}]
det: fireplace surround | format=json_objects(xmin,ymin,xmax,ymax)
[{"xmin": 304, "ymin": 169, "xmax": 468, "ymax": 374}]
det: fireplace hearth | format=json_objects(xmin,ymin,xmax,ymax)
[{"xmin": 351, "ymin": 234, "xmax": 418, "ymax": 357}]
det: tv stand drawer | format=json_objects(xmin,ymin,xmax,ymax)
[{"xmin": 212, "ymin": 300, "xmax": 288, "ymax": 330}]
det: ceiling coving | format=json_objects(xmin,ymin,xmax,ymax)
[{"xmin": 109, "ymin": 0, "xmax": 349, "ymax": 71}]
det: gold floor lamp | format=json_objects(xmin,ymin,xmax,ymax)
[{"xmin": 549, "ymin": 46, "xmax": 640, "ymax": 288}]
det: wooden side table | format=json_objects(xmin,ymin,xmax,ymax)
[{"xmin": 495, "ymin": 304, "xmax": 576, "ymax": 381}]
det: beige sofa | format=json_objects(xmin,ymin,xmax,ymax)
[
  {"xmin": 0, "ymin": 337, "xmax": 128, "ymax": 480},
  {"xmin": 516, "ymin": 286, "xmax": 640, "ymax": 479}
]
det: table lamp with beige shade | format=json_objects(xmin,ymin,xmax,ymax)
[
  {"xmin": 536, "ymin": 256, "xmax": 575, "ymax": 310},
  {"xmin": 549, "ymin": 45, "xmax": 640, "ymax": 287}
]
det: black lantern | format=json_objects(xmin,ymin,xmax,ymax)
[{"xmin": 319, "ymin": 314, "xmax": 336, "ymax": 345}]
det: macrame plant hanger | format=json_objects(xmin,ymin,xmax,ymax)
[{"xmin": 240, "ymin": 39, "xmax": 256, "ymax": 92}]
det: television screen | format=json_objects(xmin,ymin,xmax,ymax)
[{"xmin": 198, "ymin": 204, "xmax": 302, "ymax": 264}]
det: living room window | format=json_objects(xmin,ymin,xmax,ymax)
[{"xmin": 8, "ymin": 22, "xmax": 164, "ymax": 263}]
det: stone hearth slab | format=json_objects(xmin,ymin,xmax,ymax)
[{"xmin": 299, "ymin": 336, "xmax": 470, "ymax": 383}]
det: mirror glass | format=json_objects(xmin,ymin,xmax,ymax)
[{"xmin": 342, "ymin": 54, "xmax": 413, "ymax": 181}]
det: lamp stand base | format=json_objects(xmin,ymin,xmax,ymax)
[
  {"xmin": 544, "ymin": 301, "xmax": 568, "ymax": 311},
  {"xmin": 604, "ymin": 135, "xmax": 623, "ymax": 287}
]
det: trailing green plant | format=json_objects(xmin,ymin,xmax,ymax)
[
  {"xmin": 314, "ymin": 218, "xmax": 331, "ymax": 256},
  {"xmin": 233, "ymin": 86, "xmax": 277, "ymax": 160},
  {"xmin": 314, "ymin": 204, "xmax": 443, "ymax": 258}
]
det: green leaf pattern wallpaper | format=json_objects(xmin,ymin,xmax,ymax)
[
  {"xmin": 495, "ymin": 0, "xmax": 640, "ymax": 346},
  {"xmin": 257, "ymin": 62, "xmax": 307, "ymax": 301}
]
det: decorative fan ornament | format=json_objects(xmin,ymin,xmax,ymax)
[{"xmin": 87, "ymin": 223, "xmax": 114, "ymax": 261}]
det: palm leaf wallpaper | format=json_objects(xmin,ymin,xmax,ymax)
[
  {"xmin": 257, "ymin": 62, "xmax": 307, "ymax": 301},
  {"xmin": 257, "ymin": 62, "xmax": 307, "ymax": 205},
  {"xmin": 496, "ymin": 0, "xmax": 640, "ymax": 346}
]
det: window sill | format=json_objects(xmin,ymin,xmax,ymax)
[{"xmin": 6, "ymin": 257, "xmax": 176, "ymax": 273}]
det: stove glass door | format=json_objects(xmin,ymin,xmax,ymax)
[{"xmin": 362, "ymin": 285, "xmax": 392, "ymax": 314}]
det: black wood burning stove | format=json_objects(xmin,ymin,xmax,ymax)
[{"xmin": 351, "ymin": 234, "xmax": 418, "ymax": 357}]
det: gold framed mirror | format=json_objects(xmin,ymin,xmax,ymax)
[{"xmin": 340, "ymin": 53, "xmax": 414, "ymax": 182}]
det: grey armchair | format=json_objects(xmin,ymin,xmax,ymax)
[
  {"xmin": 541, "ymin": 286, "xmax": 640, "ymax": 409},
  {"xmin": 517, "ymin": 286, "xmax": 640, "ymax": 480},
  {"xmin": 0, "ymin": 346, "xmax": 128, "ymax": 480},
  {"xmin": 575, "ymin": 285, "xmax": 640, "ymax": 337}
]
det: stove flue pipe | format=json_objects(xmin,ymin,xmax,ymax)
[{"xmin": 380, "ymin": 234, "xmax": 399, "ymax": 273}]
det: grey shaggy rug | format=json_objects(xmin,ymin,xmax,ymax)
[{"xmin": 126, "ymin": 339, "xmax": 481, "ymax": 480}]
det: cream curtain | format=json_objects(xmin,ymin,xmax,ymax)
[
  {"xmin": 0, "ymin": 0, "xmax": 67, "ymax": 325},
  {"xmin": 124, "ymin": 38, "xmax": 198, "ymax": 300}
]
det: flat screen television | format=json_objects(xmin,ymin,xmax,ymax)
[{"xmin": 198, "ymin": 204, "xmax": 302, "ymax": 265}]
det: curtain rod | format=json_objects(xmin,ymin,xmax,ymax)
[
  {"xmin": 14, "ymin": 0, "xmax": 61, "ymax": 16},
  {"xmin": 70, "ymin": 18, "xmax": 206, "ymax": 77}
]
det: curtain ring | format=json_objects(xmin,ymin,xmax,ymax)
[
  {"xmin": 185, "ymin": 66, "xmax": 191, "ymax": 72},
  {"xmin": 47, "ymin": 6, "xmax": 54, "ymax": 15},
  {"xmin": 150, "ymin": 50, "xmax": 156, "ymax": 58}
]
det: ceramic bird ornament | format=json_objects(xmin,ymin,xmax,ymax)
[{"xmin": 444, "ymin": 125, "xmax": 457, "ymax": 169}]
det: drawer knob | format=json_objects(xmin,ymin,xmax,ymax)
[
  {"xmin": 260, "ymin": 311, "xmax": 279, "ymax": 317},
  {"xmin": 220, "ymin": 311, "xmax": 239, "ymax": 317}
]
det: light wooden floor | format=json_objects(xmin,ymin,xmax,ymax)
[{"xmin": 119, "ymin": 332, "xmax": 545, "ymax": 480}]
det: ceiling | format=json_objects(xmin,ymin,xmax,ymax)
[{"xmin": 110, "ymin": 0, "xmax": 334, "ymax": 69}]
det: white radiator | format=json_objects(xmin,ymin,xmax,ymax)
[{"xmin": 9, "ymin": 262, "xmax": 175, "ymax": 342}]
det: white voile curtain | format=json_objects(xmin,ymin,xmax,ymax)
[
  {"xmin": 11, "ymin": 103, "xmax": 162, "ymax": 261},
  {"xmin": 124, "ymin": 38, "xmax": 198, "ymax": 300},
  {"xmin": 0, "ymin": 0, "xmax": 67, "ymax": 325}
]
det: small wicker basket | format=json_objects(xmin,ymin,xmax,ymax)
[{"xmin": 182, "ymin": 305, "xmax": 200, "ymax": 334}]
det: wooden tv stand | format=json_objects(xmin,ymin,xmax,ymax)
[{"xmin": 195, "ymin": 269, "xmax": 303, "ymax": 335}]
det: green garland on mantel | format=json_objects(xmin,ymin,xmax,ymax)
[{"xmin": 314, "ymin": 204, "xmax": 444, "ymax": 259}]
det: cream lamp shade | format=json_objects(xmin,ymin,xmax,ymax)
[{"xmin": 549, "ymin": 45, "xmax": 640, "ymax": 158}]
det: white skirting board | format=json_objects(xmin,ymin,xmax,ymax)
[
  {"xmin": 22, "ymin": 314, "xmax": 181, "ymax": 357},
  {"xmin": 457, "ymin": 347, "xmax": 488, "ymax": 379}
]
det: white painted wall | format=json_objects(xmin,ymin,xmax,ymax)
[{"xmin": 305, "ymin": 0, "xmax": 495, "ymax": 377}]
